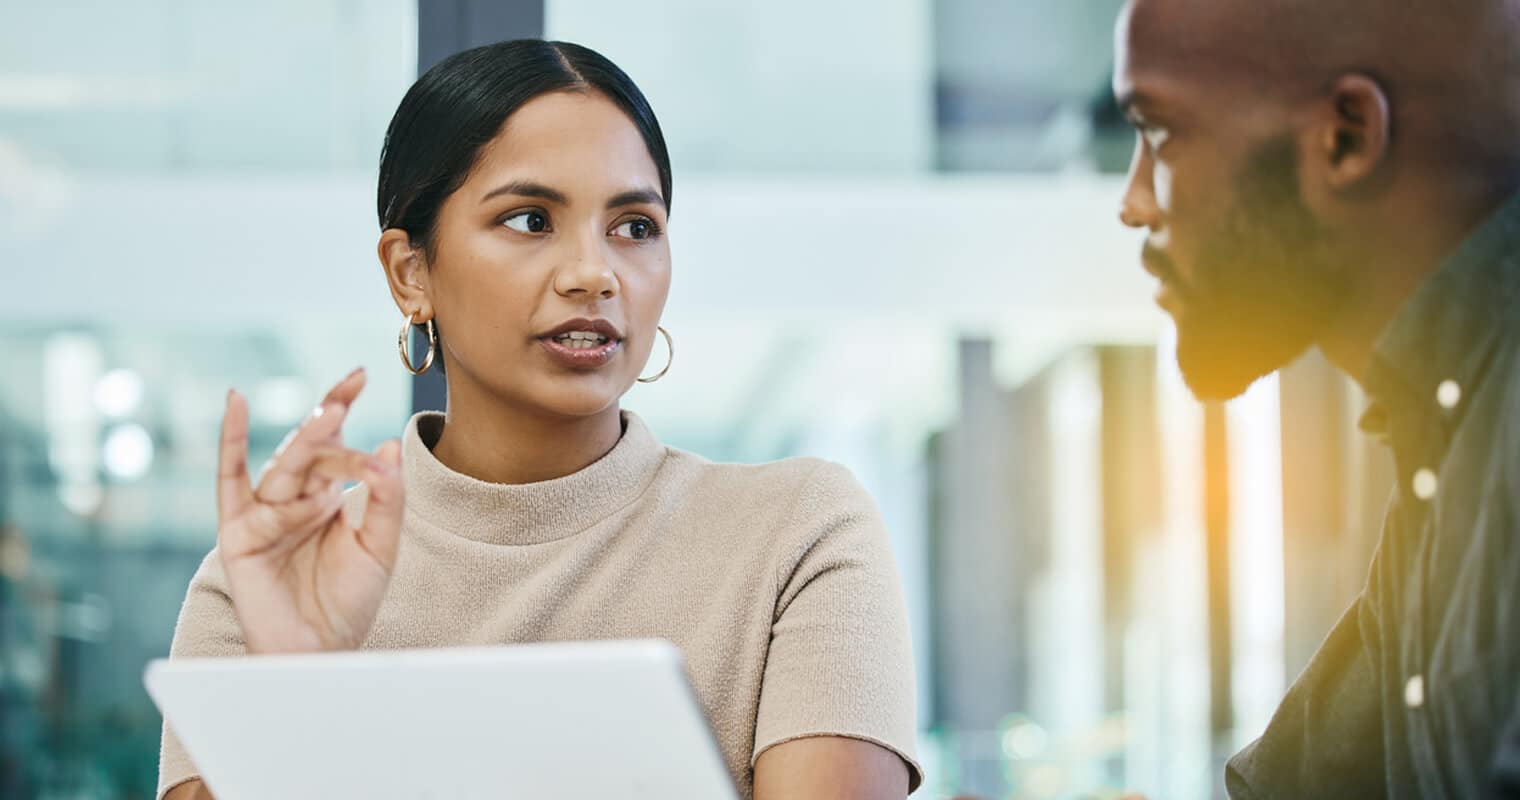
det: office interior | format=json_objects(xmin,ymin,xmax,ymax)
[{"xmin": 0, "ymin": 1, "xmax": 1391, "ymax": 797}]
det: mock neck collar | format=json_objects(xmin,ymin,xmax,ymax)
[{"xmin": 400, "ymin": 410, "xmax": 667, "ymax": 545}]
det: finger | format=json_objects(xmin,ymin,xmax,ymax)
[
  {"xmin": 301, "ymin": 473, "xmax": 336, "ymax": 500},
  {"xmin": 353, "ymin": 439, "xmax": 404, "ymax": 570},
  {"xmin": 217, "ymin": 390, "xmax": 255, "ymax": 520},
  {"xmin": 236, "ymin": 489, "xmax": 347, "ymax": 556},
  {"xmin": 320, "ymin": 367, "xmax": 368, "ymax": 410},
  {"xmin": 264, "ymin": 370, "xmax": 367, "ymax": 467},
  {"xmin": 255, "ymin": 402, "xmax": 349, "ymax": 504},
  {"xmin": 301, "ymin": 447, "xmax": 373, "ymax": 497}
]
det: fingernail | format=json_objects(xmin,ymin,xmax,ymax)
[{"xmin": 347, "ymin": 366, "xmax": 365, "ymax": 380}]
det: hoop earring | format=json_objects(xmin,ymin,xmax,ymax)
[
  {"xmin": 398, "ymin": 315, "xmax": 437, "ymax": 376},
  {"xmin": 637, "ymin": 326, "xmax": 674, "ymax": 383}
]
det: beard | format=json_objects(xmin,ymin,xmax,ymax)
[{"xmin": 1168, "ymin": 138, "xmax": 1351, "ymax": 401}]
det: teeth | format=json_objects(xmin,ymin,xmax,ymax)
[{"xmin": 554, "ymin": 330, "xmax": 609, "ymax": 349}]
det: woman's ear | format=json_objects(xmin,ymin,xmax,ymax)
[{"xmin": 378, "ymin": 228, "xmax": 433, "ymax": 322}]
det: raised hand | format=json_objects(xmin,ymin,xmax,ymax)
[{"xmin": 214, "ymin": 368, "xmax": 404, "ymax": 654}]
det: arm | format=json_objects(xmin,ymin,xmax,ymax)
[
  {"xmin": 163, "ymin": 780, "xmax": 214, "ymax": 800},
  {"xmin": 157, "ymin": 372, "xmax": 405, "ymax": 799},
  {"xmin": 754, "ymin": 737, "xmax": 909, "ymax": 800},
  {"xmin": 1225, "ymin": 563, "xmax": 1388, "ymax": 797},
  {"xmin": 751, "ymin": 462, "xmax": 921, "ymax": 796}
]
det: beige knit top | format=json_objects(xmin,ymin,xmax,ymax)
[{"xmin": 158, "ymin": 411, "xmax": 921, "ymax": 799}]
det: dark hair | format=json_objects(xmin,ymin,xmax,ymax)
[{"xmin": 377, "ymin": 39, "xmax": 673, "ymax": 250}]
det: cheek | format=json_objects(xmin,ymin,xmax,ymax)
[
  {"xmin": 618, "ymin": 248, "xmax": 672, "ymax": 317},
  {"xmin": 1153, "ymin": 162, "xmax": 1223, "ymax": 283},
  {"xmin": 438, "ymin": 233, "xmax": 545, "ymax": 340},
  {"xmin": 1152, "ymin": 160, "xmax": 1174, "ymax": 211}
]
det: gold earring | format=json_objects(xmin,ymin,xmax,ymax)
[
  {"xmin": 398, "ymin": 315, "xmax": 437, "ymax": 375},
  {"xmin": 637, "ymin": 326, "xmax": 674, "ymax": 383}
]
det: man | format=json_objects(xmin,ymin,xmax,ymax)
[{"xmin": 1113, "ymin": 0, "xmax": 1520, "ymax": 796}]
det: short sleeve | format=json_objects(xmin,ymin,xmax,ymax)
[
  {"xmin": 751, "ymin": 462, "xmax": 922, "ymax": 792},
  {"xmin": 1226, "ymin": 561, "xmax": 1388, "ymax": 797},
  {"xmin": 157, "ymin": 548, "xmax": 246, "ymax": 800}
]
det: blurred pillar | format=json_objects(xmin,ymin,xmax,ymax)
[
  {"xmin": 1098, "ymin": 346, "xmax": 1160, "ymax": 719},
  {"xmin": 411, "ymin": 0, "xmax": 546, "ymax": 413},
  {"xmin": 1203, "ymin": 401, "xmax": 1234, "ymax": 770},
  {"xmin": 929, "ymin": 339, "xmax": 1024, "ymax": 794},
  {"xmin": 1278, "ymin": 351, "xmax": 1391, "ymax": 680},
  {"xmin": 418, "ymin": 0, "xmax": 546, "ymax": 71},
  {"xmin": 931, "ymin": 343, "xmax": 1161, "ymax": 794}
]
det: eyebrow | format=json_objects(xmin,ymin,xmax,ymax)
[
  {"xmin": 605, "ymin": 188, "xmax": 665, "ymax": 211},
  {"xmin": 479, "ymin": 181, "xmax": 665, "ymax": 211},
  {"xmin": 480, "ymin": 181, "xmax": 568, "ymax": 205}
]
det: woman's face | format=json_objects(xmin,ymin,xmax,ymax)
[{"xmin": 401, "ymin": 91, "xmax": 671, "ymax": 420}]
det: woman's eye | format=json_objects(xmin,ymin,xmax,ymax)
[
  {"xmin": 612, "ymin": 219, "xmax": 658, "ymax": 241},
  {"xmin": 503, "ymin": 211, "xmax": 549, "ymax": 233}
]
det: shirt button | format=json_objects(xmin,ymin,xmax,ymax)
[
  {"xmin": 1437, "ymin": 380, "xmax": 1462, "ymax": 410},
  {"xmin": 1413, "ymin": 468, "xmax": 1439, "ymax": 500},
  {"xmin": 1405, "ymin": 674, "xmax": 1425, "ymax": 709}
]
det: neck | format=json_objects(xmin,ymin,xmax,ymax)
[
  {"xmin": 1317, "ymin": 172, "xmax": 1518, "ymax": 385},
  {"xmin": 431, "ymin": 374, "xmax": 623, "ymax": 486}
]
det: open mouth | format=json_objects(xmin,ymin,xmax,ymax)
[
  {"xmin": 537, "ymin": 319, "xmax": 625, "ymax": 368},
  {"xmin": 551, "ymin": 330, "xmax": 612, "ymax": 350}
]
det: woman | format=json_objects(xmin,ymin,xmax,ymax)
[{"xmin": 159, "ymin": 40, "xmax": 919, "ymax": 800}]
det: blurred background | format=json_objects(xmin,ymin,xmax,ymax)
[{"xmin": 0, "ymin": 1, "xmax": 1393, "ymax": 798}]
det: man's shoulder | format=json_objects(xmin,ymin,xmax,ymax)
[{"xmin": 1504, "ymin": 339, "xmax": 1520, "ymax": 496}]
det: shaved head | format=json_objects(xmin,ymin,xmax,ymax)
[
  {"xmin": 1123, "ymin": 0, "xmax": 1520, "ymax": 173},
  {"xmin": 1115, "ymin": 0, "xmax": 1520, "ymax": 400}
]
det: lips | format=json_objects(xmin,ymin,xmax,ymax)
[
  {"xmin": 1140, "ymin": 243, "xmax": 1185, "ymax": 315},
  {"xmin": 1140, "ymin": 243, "xmax": 1179, "ymax": 285},
  {"xmin": 537, "ymin": 318, "xmax": 625, "ymax": 370},
  {"xmin": 540, "ymin": 318, "xmax": 623, "ymax": 343}
]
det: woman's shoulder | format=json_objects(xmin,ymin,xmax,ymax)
[
  {"xmin": 657, "ymin": 448, "xmax": 882, "ymax": 541},
  {"xmin": 663, "ymin": 446, "xmax": 866, "ymax": 498}
]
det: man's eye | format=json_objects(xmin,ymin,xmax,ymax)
[
  {"xmin": 1140, "ymin": 124, "xmax": 1171, "ymax": 151},
  {"xmin": 503, "ymin": 211, "xmax": 549, "ymax": 233}
]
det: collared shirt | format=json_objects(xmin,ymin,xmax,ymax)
[{"xmin": 1226, "ymin": 189, "xmax": 1520, "ymax": 799}]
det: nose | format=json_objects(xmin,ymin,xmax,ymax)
[
  {"xmin": 553, "ymin": 231, "xmax": 619, "ymax": 300},
  {"xmin": 1119, "ymin": 137, "xmax": 1161, "ymax": 231}
]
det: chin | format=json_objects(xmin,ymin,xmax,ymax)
[
  {"xmin": 1177, "ymin": 356, "xmax": 1272, "ymax": 402},
  {"xmin": 1174, "ymin": 322, "xmax": 1309, "ymax": 402},
  {"xmin": 531, "ymin": 379, "xmax": 627, "ymax": 419}
]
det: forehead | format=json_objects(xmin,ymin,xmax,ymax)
[
  {"xmin": 1113, "ymin": 0, "xmax": 1243, "ymax": 107},
  {"xmin": 468, "ymin": 90, "xmax": 661, "ymax": 192}
]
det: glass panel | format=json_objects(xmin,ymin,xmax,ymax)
[{"xmin": 1, "ymin": 2, "xmax": 414, "ymax": 796}]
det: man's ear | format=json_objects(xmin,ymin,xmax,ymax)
[
  {"xmin": 378, "ymin": 228, "xmax": 433, "ymax": 322},
  {"xmin": 1312, "ymin": 73, "xmax": 1392, "ymax": 192}
]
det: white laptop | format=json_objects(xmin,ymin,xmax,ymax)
[{"xmin": 145, "ymin": 640, "xmax": 738, "ymax": 800}]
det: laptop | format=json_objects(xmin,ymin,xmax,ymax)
[{"xmin": 145, "ymin": 640, "xmax": 738, "ymax": 800}]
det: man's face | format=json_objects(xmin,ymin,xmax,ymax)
[{"xmin": 1113, "ymin": 0, "xmax": 1350, "ymax": 401}]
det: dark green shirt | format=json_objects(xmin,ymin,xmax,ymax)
[{"xmin": 1226, "ymin": 190, "xmax": 1520, "ymax": 799}]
